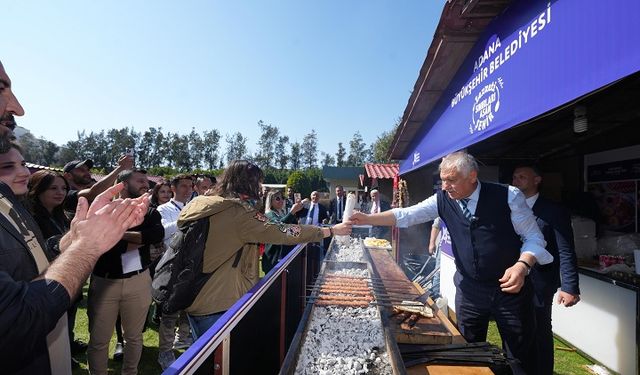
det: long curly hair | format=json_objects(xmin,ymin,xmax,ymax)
[{"xmin": 210, "ymin": 160, "xmax": 264, "ymax": 199}]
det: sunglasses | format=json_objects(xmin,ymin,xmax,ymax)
[{"xmin": 273, "ymin": 196, "xmax": 282, "ymax": 201}]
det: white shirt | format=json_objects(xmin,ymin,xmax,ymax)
[
  {"xmin": 157, "ymin": 198, "xmax": 185, "ymax": 247},
  {"xmin": 306, "ymin": 203, "xmax": 320, "ymax": 226},
  {"xmin": 525, "ymin": 193, "xmax": 539, "ymax": 208},
  {"xmin": 393, "ymin": 181, "xmax": 552, "ymax": 265}
]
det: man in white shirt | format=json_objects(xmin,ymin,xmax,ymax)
[
  {"xmin": 351, "ymin": 151, "xmax": 551, "ymax": 374},
  {"xmin": 297, "ymin": 191, "xmax": 329, "ymax": 226},
  {"xmin": 155, "ymin": 174, "xmax": 194, "ymax": 370}
]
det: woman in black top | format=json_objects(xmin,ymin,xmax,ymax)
[{"xmin": 28, "ymin": 170, "xmax": 70, "ymax": 239}]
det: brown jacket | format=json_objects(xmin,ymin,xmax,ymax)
[{"xmin": 179, "ymin": 195, "xmax": 324, "ymax": 315}]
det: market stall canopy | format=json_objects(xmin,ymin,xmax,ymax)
[
  {"xmin": 392, "ymin": 0, "xmax": 640, "ymax": 174},
  {"xmin": 389, "ymin": 0, "xmax": 510, "ymax": 161},
  {"xmin": 364, "ymin": 163, "xmax": 399, "ymax": 179}
]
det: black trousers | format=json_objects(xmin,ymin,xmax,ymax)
[
  {"xmin": 533, "ymin": 292, "xmax": 555, "ymax": 375},
  {"xmin": 454, "ymin": 272, "xmax": 537, "ymax": 375}
]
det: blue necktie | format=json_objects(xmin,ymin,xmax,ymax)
[{"xmin": 460, "ymin": 198, "xmax": 473, "ymax": 221}]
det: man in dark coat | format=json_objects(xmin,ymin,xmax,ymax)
[
  {"xmin": 513, "ymin": 165, "xmax": 580, "ymax": 375},
  {"xmin": 329, "ymin": 185, "xmax": 346, "ymax": 223}
]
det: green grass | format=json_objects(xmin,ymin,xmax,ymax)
[{"xmin": 486, "ymin": 321, "xmax": 596, "ymax": 375}]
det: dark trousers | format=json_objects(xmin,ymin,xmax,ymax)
[
  {"xmin": 454, "ymin": 272, "xmax": 537, "ymax": 375},
  {"xmin": 533, "ymin": 292, "xmax": 555, "ymax": 375}
]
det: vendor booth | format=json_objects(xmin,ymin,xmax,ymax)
[
  {"xmin": 160, "ymin": 1, "xmax": 639, "ymax": 374},
  {"xmin": 390, "ymin": 0, "xmax": 640, "ymax": 374}
]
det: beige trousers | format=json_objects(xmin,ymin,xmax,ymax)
[{"xmin": 87, "ymin": 270, "xmax": 151, "ymax": 375}]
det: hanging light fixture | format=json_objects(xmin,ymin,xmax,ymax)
[{"xmin": 573, "ymin": 105, "xmax": 588, "ymax": 133}]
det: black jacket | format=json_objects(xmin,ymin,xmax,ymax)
[
  {"xmin": 530, "ymin": 196, "xmax": 580, "ymax": 299},
  {"xmin": 329, "ymin": 196, "xmax": 347, "ymax": 223},
  {"xmin": 0, "ymin": 182, "xmax": 66, "ymax": 374},
  {"xmin": 296, "ymin": 202, "xmax": 329, "ymax": 225}
]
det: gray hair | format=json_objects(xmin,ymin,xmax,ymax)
[{"xmin": 439, "ymin": 151, "xmax": 478, "ymax": 177}]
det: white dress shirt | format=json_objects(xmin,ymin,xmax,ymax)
[
  {"xmin": 525, "ymin": 193, "xmax": 539, "ymax": 208},
  {"xmin": 306, "ymin": 203, "xmax": 320, "ymax": 226},
  {"xmin": 392, "ymin": 181, "xmax": 552, "ymax": 265},
  {"xmin": 156, "ymin": 198, "xmax": 185, "ymax": 247}
]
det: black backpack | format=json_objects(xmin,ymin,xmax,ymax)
[{"xmin": 152, "ymin": 216, "xmax": 212, "ymax": 315}]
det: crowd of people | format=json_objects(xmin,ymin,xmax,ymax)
[
  {"xmin": 2, "ymin": 56, "xmax": 580, "ymax": 375},
  {"xmin": 1, "ymin": 60, "xmax": 353, "ymax": 374}
]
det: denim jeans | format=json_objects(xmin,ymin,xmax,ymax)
[{"xmin": 187, "ymin": 312, "xmax": 226, "ymax": 340}]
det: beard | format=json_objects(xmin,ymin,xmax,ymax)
[
  {"xmin": 126, "ymin": 185, "xmax": 145, "ymax": 199},
  {"xmin": 0, "ymin": 113, "xmax": 17, "ymax": 130}
]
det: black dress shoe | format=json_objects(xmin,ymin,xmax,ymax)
[
  {"xmin": 113, "ymin": 342, "xmax": 124, "ymax": 361},
  {"xmin": 70, "ymin": 339, "xmax": 88, "ymax": 355}
]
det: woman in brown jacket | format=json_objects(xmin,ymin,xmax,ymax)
[{"xmin": 180, "ymin": 160, "xmax": 351, "ymax": 338}]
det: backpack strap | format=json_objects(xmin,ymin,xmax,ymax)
[{"xmin": 231, "ymin": 247, "xmax": 244, "ymax": 268}]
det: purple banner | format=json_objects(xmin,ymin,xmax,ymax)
[{"xmin": 401, "ymin": 0, "xmax": 640, "ymax": 173}]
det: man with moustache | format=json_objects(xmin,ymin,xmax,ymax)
[
  {"xmin": 512, "ymin": 165, "xmax": 580, "ymax": 375},
  {"xmin": 0, "ymin": 62, "xmax": 24, "ymax": 131},
  {"xmin": 87, "ymin": 169, "xmax": 164, "ymax": 375},
  {"xmin": 351, "ymin": 151, "xmax": 552, "ymax": 374},
  {"xmin": 62, "ymin": 154, "xmax": 134, "ymax": 217}
]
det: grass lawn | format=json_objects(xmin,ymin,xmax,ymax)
[{"xmin": 486, "ymin": 321, "xmax": 596, "ymax": 375}]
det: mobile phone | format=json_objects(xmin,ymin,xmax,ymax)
[{"xmin": 294, "ymin": 193, "xmax": 301, "ymax": 202}]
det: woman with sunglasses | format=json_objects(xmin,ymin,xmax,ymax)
[
  {"xmin": 261, "ymin": 189, "xmax": 305, "ymax": 273},
  {"xmin": 179, "ymin": 160, "xmax": 352, "ymax": 338}
]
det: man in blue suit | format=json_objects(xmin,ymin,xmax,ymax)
[{"xmin": 513, "ymin": 165, "xmax": 580, "ymax": 375}]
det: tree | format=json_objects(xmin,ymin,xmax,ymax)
[
  {"xmin": 287, "ymin": 170, "xmax": 311, "ymax": 198},
  {"xmin": 370, "ymin": 118, "xmax": 400, "ymax": 163},
  {"xmin": 289, "ymin": 142, "xmax": 302, "ymax": 170},
  {"xmin": 188, "ymin": 128, "xmax": 204, "ymax": 169},
  {"xmin": 274, "ymin": 135, "xmax": 289, "ymax": 170},
  {"xmin": 254, "ymin": 120, "xmax": 280, "ymax": 170},
  {"xmin": 301, "ymin": 130, "xmax": 318, "ymax": 169},
  {"xmin": 137, "ymin": 129, "xmax": 155, "ymax": 169},
  {"xmin": 336, "ymin": 142, "xmax": 346, "ymax": 167},
  {"xmin": 347, "ymin": 131, "xmax": 369, "ymax": 166},
  {"xmin": 320, "ymin": 152, "xmax": 335, "ymax": 167},
  {"xmin": 203, "ymin": 129, "xmax": 221, "ymax": 170},
  {"xmin": 226, "ymin": 132, "xmax": 248, "ymax": 164}
]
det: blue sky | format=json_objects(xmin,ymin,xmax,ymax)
[{"xmin": 4, "ymin": 1, "xmax": 442, "ymax": 158}]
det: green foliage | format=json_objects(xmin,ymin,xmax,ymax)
[
  {"xmin": 347, "ymin": 131, "xmax": 370, "ymax": 166},
  {"xmin": 301, "ymin": 130, "xmax": 318, "ymax": 169},
  {"xmin": 264, "ymin": 168, "xmax": 290, "ymax": 184},
  {"xmin": 287, "ymin": 170, "xmax": 310, "ymax": 197},
  {"xmin": 286, "ymin": 168, "xmax": 326, "ymax": 197},
  {"xmin": 370, "ymin": 119, "xmax": 400, "ymax": 163},
  {"xmin": 289, "ymin": 142, "xmax": 302, "ymax": 170},
  {"xmin": 335, "ymin": 142, "xmax": 346, "ymax": 167},
  {"xmin": 225, "ymin": 132, "xmax": 248, "ymax": 164},
  {"xmin": 146, "ymin": 165, "xmax": 178, "ymax": 177}
]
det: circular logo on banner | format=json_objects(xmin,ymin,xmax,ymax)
[{"xmin": 470, "ymin": 77, "xmax": 504, "ymax": 134}]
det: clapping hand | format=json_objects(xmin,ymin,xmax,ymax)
[{"xmin": 64, "ymin": 183, "xmax": 150, "ymax": 255}]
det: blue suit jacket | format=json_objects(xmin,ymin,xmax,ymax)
[{"xmin": 530, "ymin": 196, "xmax": 580, "ymax": 300}]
